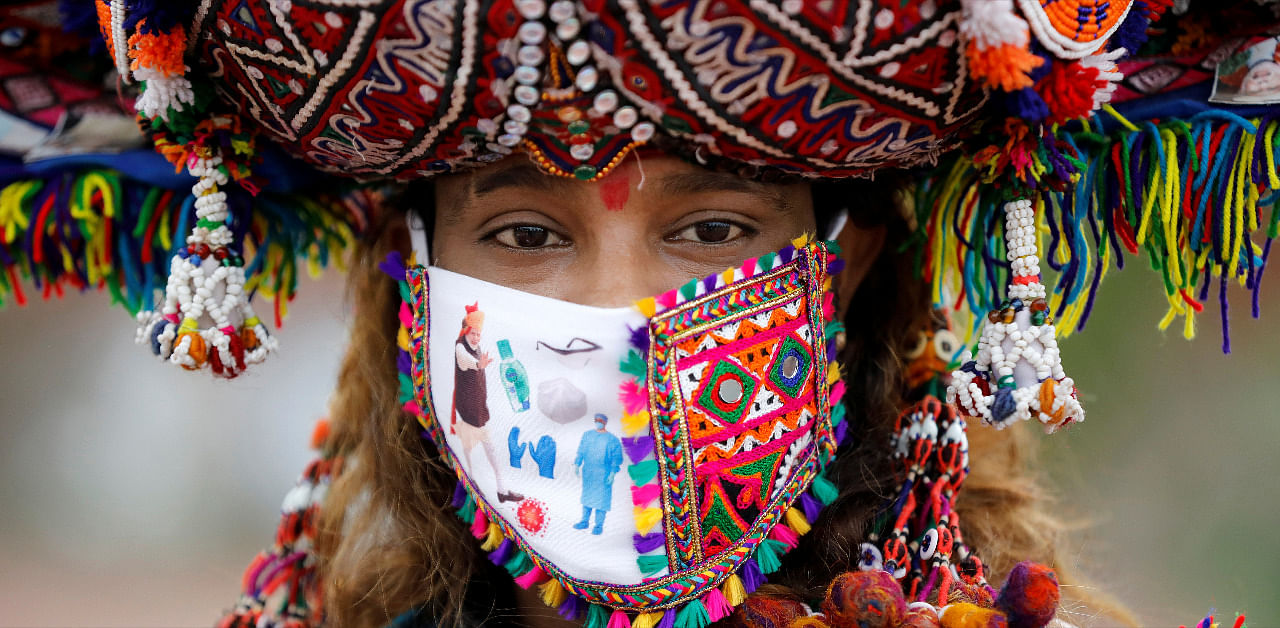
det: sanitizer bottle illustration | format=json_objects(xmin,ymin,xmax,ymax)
[{"xmin": 497, "ymin": 339, "xmax": 531, "ymax": 412}]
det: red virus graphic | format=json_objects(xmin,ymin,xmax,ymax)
[{"xmin": 517, "ymin": 499, "xmax": 548, "ymax": 535}]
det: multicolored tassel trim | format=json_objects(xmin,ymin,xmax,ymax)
[
  {"xmin": 0, "ymin": 168, "xmax": 373, "ymax": 346},
  {"xmin": 218, "ymin": 420, "xmax": 338, "ymax": 628},
  {"xmin": 386, "ymin": 235, "xmax": 851, "ymax": 627},
  {"xmin": 916, "ymin": 109, "xmax": 1280, "ymax": 355}
]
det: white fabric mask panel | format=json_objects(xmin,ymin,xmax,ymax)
[{"xmin": 424, "ymin": 266, "xmax": 657, "ymax": 585}]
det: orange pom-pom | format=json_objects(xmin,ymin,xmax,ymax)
[
  {"xmin": 966, "ymin": 42, "xmax": 1043, "ymax": 92},
  {"xmin": 128, "ymin": 25, "xmax": 188, "ymax": 77},
  {"xmin": 310, "ymin": 420, "xmax": 331, "ymax": 450},
  {"xmin": 939, "ymin": 603, "xmax": 1007, "ymax": 628},
  {"xmin": 178, "ymin": 331, "xmax": 207, "ymax": 370},
  {"xmin": 1036, "ymin": 61, "xmax": 1102, "ymax": 125}
]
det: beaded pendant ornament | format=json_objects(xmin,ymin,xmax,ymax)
[
  {"xmin": 948, "ymin": 199, "xmax": 1084, "ymax": 432},
  {"xmin": 98, "ymin": 2, "xmax": 276, "ymax": 376}
]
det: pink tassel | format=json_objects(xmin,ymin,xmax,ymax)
[
  {"xmin": 607, "ymin": 609, "xmax": 631, "ymax": 628},
  {"xmin": 703, "ymin": 587, "xmax": 733, "ymax": 622},
  {"xmin": 822, "ymin": 290, "xmax": 835, "ymax": 317},
  {"xmin": 656, "ymin": 290, "xmax": 678, "ymax": 310},
  {"xmin": 740, "ymin": 257, "xmax": 758, "ymax": 278},
  {"xmin": 513, "ymin": 565, "xmax": 546, "ymax": 589},
  {"xmin": 829, "ymin": 380, "xmax": 846, "ymax": 405},
  {"xmin": 620, "ymin": 380, "xmax": 648, "ymax": 415},
  {"xmin": 769, "ymin": 522, "xmax": 800, "ymax": 549},
  {"xmin": 471, "ymin": 509, "xmax": 488, "ymax": 539},
  {"xmin": 403, "ymin": 400, "xmax": 421, "ymax": 415},
  {"xmin": 631, "ymin": 483, "xmax": 660, "ymax": 507},
  {"xmin": 398, "ymin": 301, "xmax": 413, "ymax": 329}
]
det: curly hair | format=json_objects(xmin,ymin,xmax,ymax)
[{"xmin": 312, "ymin": 179, "xmax": 1133, "ymax": 627}]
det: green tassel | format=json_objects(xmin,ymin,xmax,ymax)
[
  {"xmin": 397, "ymin": 280, "xmax": 412, "ymax": 304},
  {"xmin": 758, "ymin": 251, "xmax": 778, "ymax": 271},
  {"xmin": 504, "ymin": 550, "xmax": 533, "ymax": 577},
  {"xmin": 584, "ymin": 602, "xmax": 610, "ymax": 628},
  {"xmin": 811, "ymin": 473, "xmax": 839, "ymax": 506},
  {"xmin": 628, "ymin": 460, "xmax": 659, "ymax": 484},
  {"xmin": 636, "ymin": 554, "xmax": 668, "ymax": 576},
  {"xmin": 754, "ymin": 538, "xmax": 785, "ymax": 574},
  {"xmin": 823, "ymin": 320, "xmax": 845, "ymax": 338},
  {"xmin": 678, "ymin": 278, "xmax": 698, "ymax": 300},
  {"xmin": 457, "ymin": 494, "xmax": 476, "ymax": 524},
  {"xmin": 620, "ymin": 349, "xmax": 647, "ymax": 378},
  {"xmin": 397, "ymin": 372, "xmax": 413, "ymax": 404},
  {"xmin": 674, "ymin": 598, "xmax": 709, "ymax": 628},
  {"xmin": 823, "ymin": 239, "xmax": 842, "ymax": 256},
  {"xmin": 830, "ymin": 402, "xmax": 847, "ymax": 427}
]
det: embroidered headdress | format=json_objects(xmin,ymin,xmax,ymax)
[{"xmin": 2, "ymin": 0, "xmax": 1277, "ymax": 626}]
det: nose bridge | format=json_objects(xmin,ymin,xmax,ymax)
[{"xmin": 567, "ymin": 242, "xmax": 663, "ymax": 308}]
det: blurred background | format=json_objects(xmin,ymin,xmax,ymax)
[{"xmin": 1, "ymin": 263, "xmax": 1276, "ymax": 626}]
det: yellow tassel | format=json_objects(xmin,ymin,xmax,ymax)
[
  {"xmin": 722, "ymin": 574, "xmax": 746, "ymax": 606},
  {"xmin": 722, "ymin": 268, "xmax": 736, "ymax": 285},
  {"xmin": 786, "ymin": 507, "xmax": 811, "ymax": 535},
  {"xmin": 631, "ymin": 612, "xmax": 662, "ymax": 628},
  {"xmin": 539, "ymin": 578, "xmax": 567, "ymax": 608},
  {"xmin": 634, "ymin": 506, "xmax": 663, "ymax": 535},
  {"xmin": 636, "ymin": 297, "xmax": 657, "ymax": 318},
  {"xmin": 481, "ymin": 522, "xmax": 503, "ymax": 551},
  {"xmin": 398, "ymin": 325, "xmax": 411, "ymax": 352},
  {"xmin": 622, "ymin": 409, "xmax": 650, "ymax": 436},
  {"xmin": 791, "ymin": 233, "xmax": 810, "ymax": 249},
  {"xmin": 825, "ymin": 362, "xmax": 841, "ymax": 386}
]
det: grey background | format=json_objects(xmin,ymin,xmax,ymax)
[{"xmin": 0, "ymin": 266, "xmax": 1276, "ymax": 626}]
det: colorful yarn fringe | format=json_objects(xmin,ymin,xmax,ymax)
[
  {"xmin": 916, "ymin": 110, "xmax": 1280, "ymax": 354},
  {"xmin": 0, "ymin": 169, "xmax": 374, "ymax": 328},
  {"xmin": 218, "ymin": 420, "xmax": 340, "ymax": 628}
]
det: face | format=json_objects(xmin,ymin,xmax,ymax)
[
  {"xmin": 431, "ymin": 154, "xmax": 822, "ymax": 307},
  {"xmin": 1243, "ymin": 61, "xmax": 1280, "ymax": 95},
  {"xmin": 465, "ymin": 327, "xmax": 481, "ymax": 346}
]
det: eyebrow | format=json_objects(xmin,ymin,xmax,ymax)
[
  {"xmin": 471, "ymin": 163, "xmax": 565, "ymax": 196},
  {"xmin": 656, "ymin": 171, "xmax": 794, "ymax": 213}
]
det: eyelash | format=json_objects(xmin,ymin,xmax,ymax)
[{"xmin": 482, "ymin": 218, "xmax": 757, "ymax": 250}]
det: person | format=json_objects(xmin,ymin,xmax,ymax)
[
  {"xmin": 573, "ymin": 414, "xmax": 623, "ymax": 535},
  {"xmin": 452, "ymin": 302, "xmax": 523, "ymax": 504},
  {"xmin": 5, "ymin": 2, "xmax": 1276, "ymax": 628}
]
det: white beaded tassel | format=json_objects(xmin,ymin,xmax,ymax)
[
  {"xmin": 135, "ymin": 152, "xmax": 277, "ymax": 377},
  {"xmin": 946, "ymin": 199, "xmax": 1083, "ymax": 433}
]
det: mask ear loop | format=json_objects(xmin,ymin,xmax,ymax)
[
  {"xmin": 407, "ymin": 209, "xmax": 430, "ymax": 266},
  {"xmin": 824, "ymin": 207, "xmax": 850, "ymax": 242}
]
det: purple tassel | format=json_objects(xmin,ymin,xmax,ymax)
[
  {"xmin": 778, "ymin": 245, "xmax": 796, "ymax": 264},
  {"xmin": 558, "ymin": 594, "xmax": 586, "ymax": 620},
  {"xmin": 834, "ymin": 419, "xmax": 849, "ymax": 445},
  {"xmin": 702, "ymin": 274, "xmax": 719, "ymax": 293},
  {"xmin": 1107, "ymin": 3, "xmax": 1150, "ymax": 55},
  {"xmin": 827, "ymin": 258, "xmax": 845, "ymax": 275},
  {"xmin": 450, "ymin": 481, "xmax": 467, "ymax": 509},
  {"xmin": 799, "ymin": 492, "xmax": 822, "ymax": 523},
  {"xmin": 1006, "ymin": 88, "xmax": 1048, "ymax": 123},
  {"xmin": 397, "ymin": 349, "xmax": 412, "ymax": 375},
  {"xmin": 633, "ymin": 532, "xmax": 664, "ymax": 553},
  {"xmin": 379, "ymin": 250, "xmax": 407, "ymax": 281},
  {"xmin": 628, "ymin": 325, "xmax": 650, "ymax": 352},
  {"xmin": 489, "ymin": 538, "xmax": 514, "ymax": 565},
  {"xmin": 622, "ymin": 435, "xmax": 655, "ymax": 463},
  {"xmin": 1220, "ymin": 274, "xmax": 1231, "ymax": 354},
  {"xmin": 122, "ymin": 0, "xmax": 198, "ymax": 35},
  {"xmin": 740, "ymin": 558, "xmax": 765, "ymax": 593},
  {"xmin": 656, "ymin": 608, "xmax": 677, "ymax": 628},
  {"xmin": 826, "ymin": 341, "xmax": 839, "ymax": 363}
]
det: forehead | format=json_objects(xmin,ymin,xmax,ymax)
[{"xmin": 432, "ymin": 154, "xmax": 810, "ymax": 215}]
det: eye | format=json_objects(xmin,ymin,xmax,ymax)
[
  {"xmin": 491, "ymin": 225, "xmax": 569, "ymax": 249},
  {"xmin": 669, "ymin": 220, "xmax": 747, "ymax": 244},
  {"xmin": 904, "ymin": 331, "xmax": 929, "ymax": 360}
]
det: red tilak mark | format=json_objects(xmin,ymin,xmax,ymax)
[{"xmin": 600, "ymin": 175, "xmax": 631, "ymax": 212}]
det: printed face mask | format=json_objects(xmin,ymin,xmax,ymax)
[{"xmin": 388, "ymin": 228, "xmax": 849, "ymax": 623}]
